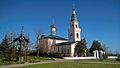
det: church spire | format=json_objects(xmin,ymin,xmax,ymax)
[{"xmin": 71, "ymin": 7, "xmax": 77, "ymax": 21}]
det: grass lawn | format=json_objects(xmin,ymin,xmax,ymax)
[{"xmin": 14, "ymin": 61, "xmax": 120, "ymax": 68}]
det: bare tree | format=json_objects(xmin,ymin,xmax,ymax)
[
  {"xmin": 102, "ymin": 44, "xmax": 109, "ymax": 52},
  {"xmin": 34, "ymin": 29, "xmax": 44, "ymax": 57}
]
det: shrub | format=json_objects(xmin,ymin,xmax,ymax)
[
  {"xmin": 0, "ymin": 59, "xmax": 3, "ymax": 65},
  {"xmin": 116, "ymin": 55, "xmax": 120, "ymax": 61},
  {"xmin": 103, "ymin": 54, "xmax": 108, "ymax": 59},
  {"xmin": 49, "ymin": 52, "xmax": 63, "ymax": 58}
]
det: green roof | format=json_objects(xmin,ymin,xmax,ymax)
[{"xmin": 44, "ymin": 35, "xmax": 67, "ymax": 40}]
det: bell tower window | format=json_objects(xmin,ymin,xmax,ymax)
[
  {"xmin": 76, "ymin": 33, "xmax": 79, "ymax": 38},
  {"xmin": 76, "ymin": 25, "xmax": 77, "ymax": 28}
]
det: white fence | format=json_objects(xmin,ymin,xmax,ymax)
[
  {"xmin": 63, "ymin": 50, "xmax": 118, "ymax": 60},
  {"xmin": 108, "ymin": 56, "xmax": 118, "ymax": 59},
  {"xmin": 63, "ymin": 56, "xmax": 118, "ymax": 60}
]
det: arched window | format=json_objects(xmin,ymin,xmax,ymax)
[
  {"xmin": 76, "ymin": 25, "xmax": 77, "ymax": 28},
  {"xmin": 68, "ymin": 49, "xmax": 69, "ymax": 54},
  {"xmin": 76, "ymin": 33, "xmax": 79, "ymax": 38},
  {"xmin": 58, "ymin": 46, "xmax": 59, "ymax": 52}
]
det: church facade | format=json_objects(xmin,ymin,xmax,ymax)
[{"xmin": 39, "ymin": 8, "xmax": 81, "ymax": 57}]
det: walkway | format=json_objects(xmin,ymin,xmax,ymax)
[
  {"xmin": 0, "ymin": 59, "xmax": 69, "ymax": 68},
  {"xmin": 0, "ymin": 59, "xmax": 120, "ymax": 68}
]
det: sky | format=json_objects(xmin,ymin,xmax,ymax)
[{"xmin": 0, "ymin": 0, "xmax": 120, "ymax": 53}]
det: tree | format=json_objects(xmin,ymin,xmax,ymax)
[
  {"xmin": 0, "ymin": 41, "xmax": 2, "ymax": 55},
  {"xmin": 0, "ymin": 35, "xmax": 14, "ymax": 62},
  {"xmin": 34, "ymin": 29, "xmax": 44, "ymax": 57},
  {"xmin": 9, "ymin": 32, "xmax": 18, "ymax": 60},
  {"xmin": 102, "ymin": 44, "xmax": 108, "ymax": 52},
  {"xmin": 89, "ymin": 40, "xmax": 103, "ymax": 54},
  {"xmin": 75, "ymin": 38, "xmax": 87, "ymax": 57}
]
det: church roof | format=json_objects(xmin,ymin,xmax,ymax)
[{"xmin": 43, "ymin": 35, "xmax": 67, "ymax": 40}]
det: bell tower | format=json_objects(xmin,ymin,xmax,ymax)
[{"xmin": 68, "ymin": 7, "xmax": 81, "ymax": 42}]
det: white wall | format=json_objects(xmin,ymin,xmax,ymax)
[
  {"xmin": 56, "ymin": 40, "xmax": 67, "ymax": 44},
  {"xmin": 70, "ymin": 43, "xmax": 76, "ymax": 57},
  {"xmin": 63, "ymin": 57, "xmax": 96, "ymax": 60}
]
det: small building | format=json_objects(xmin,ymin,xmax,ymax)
[{"xmin": 39, "ymin": 7, "xmax": 82, "ymax": 57}]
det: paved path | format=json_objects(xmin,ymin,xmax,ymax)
[
  {"xmin": 0, "ymin": 59, "xmax": 120, "ymax": 68},
  {"xmin": 0, "ymin": 60, "xmax": 70, "ymax": 68}
]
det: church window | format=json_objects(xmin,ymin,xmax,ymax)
[
  {"xmin": 68, "ymin": 49, "xmax": 69, "ymax": 54},
  {"xmin": 76, "ymin": 33, "xmax": 79, "ymax": 38},
  {"xmin": 58, "ymin": 46, "xmax": 59, "ymax": 52},
  {"xmin": 76, "ymin": 25, "xmax": 77, "ymax": 28}
]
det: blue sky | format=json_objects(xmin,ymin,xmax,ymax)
[{"xmin": 0, "ymin": 0, "xmax": 120, "ymax": 52}]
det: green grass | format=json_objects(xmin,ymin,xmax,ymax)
[
  {"xmin": 74, "ymin": 59, "xmax": 120, "ymax": 63},
  {"xmin": 14, "ymin": 62, "xmax": 120, "ymax": 68},
  {"xmin": 25, "ymin": 56, "xmax": 54, "ymax": 63}
]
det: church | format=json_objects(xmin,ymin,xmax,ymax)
[{"xmin": 39, "ymin": 7, "xmax": 81, "ymax": 57}]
